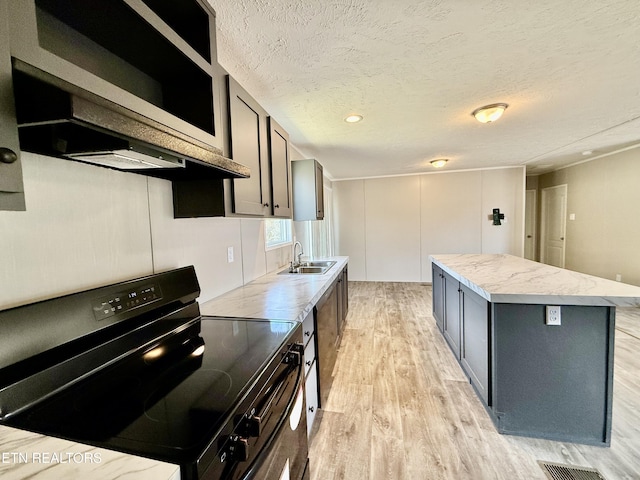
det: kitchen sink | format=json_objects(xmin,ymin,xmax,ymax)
[
  {"xmin": 300, "ymin": 261, "xmax": 336, "ymax": 268},
  {"xmin": 278, "ymin": 260, "xmax": 337, "ymax": 275}
]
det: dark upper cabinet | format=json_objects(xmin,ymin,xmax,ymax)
[
  {"xmin": 227, "ymin": 75, "xmax": 270, "ymax": 216},
  {"xmin": 8, "ymin": 0, "xmax": 224, "ymax": 149},
  {"xmin": 292, "ymin": 158, "xmax": 324, "ymax": 221},
  {"xmin": 174, "ymin": 74, "xmax": 293, "ymax": 218},
  {"xmin": 0, "ymin": 0, "xmax": 25, "ymax": 211},
  {"xmin": 268, "ymin": 117, "xmax": 292, "ymax": 218},
  {"xmin": 4, "ymin": 0, "xmax": 251, "ymax": 194}
]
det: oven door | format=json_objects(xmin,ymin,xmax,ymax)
[
  {"xmin": 203, "ymin": 343, "xmax": 309, "ymax": 480},
  {"xmin": 248, "ymin": 383, "xmax": 309, "ymax": 480}
]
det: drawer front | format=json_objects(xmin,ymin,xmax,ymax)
[
  {"xmin": 303, "ymin": 333, "xmax": 316, "ymax": 377},
  {"xmin": 305, "ymin": 359, "xmax": 319, "ymax": 439},
  {"xmin": 302, "ymin": 311, "xmax": 315, "ymax": 346}
]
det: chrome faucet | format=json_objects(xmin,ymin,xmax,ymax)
[{"xmin": 292, "ymin": 241, "xmax": 304, "ymax": 268}]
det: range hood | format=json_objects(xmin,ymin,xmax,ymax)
[{"xmin": 12, "ymin": 60, "xmax": 249, "ymax": 180}]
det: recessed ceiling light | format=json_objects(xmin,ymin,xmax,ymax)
[
  {"xmin": 344, "ymin": 114, "xmax": 363, "ymax": 123},
  {"xmin": 582, "ymin": 150, "xmax": 594, "ymax": 156},
  {"xmin": 472, "ymin": 103, "xmax": 508, "ymax": 123},
  {"xmin": 430, "ymin": 158, "xmax": 448, "ymax": 168}
]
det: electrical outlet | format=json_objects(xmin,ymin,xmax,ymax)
[
  {"xmin": 227, "ymin": 246, "xmax": 234, "ymax": 263},
  {"xmin": 615, "ymin": 274, "xmax": 622, "ymax": 282},
  {"xmin": 546, "ymin": 305, "xmax": 561, "ymax": 325}
]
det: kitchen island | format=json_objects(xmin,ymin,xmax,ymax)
[{"xmin": 430, "ymin": 253, "xmax": 640, "ymax": 446}]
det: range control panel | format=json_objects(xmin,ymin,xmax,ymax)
[{"xmin": 92, "ymin": 284, "xmax": 162, "ymax": 321}]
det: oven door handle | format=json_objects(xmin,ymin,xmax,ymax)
[
  {"xmin": 242, "ymin": 349, "xmax": 302, "ymax": 437},
  {"xmin": 240, "ymin": 361, "xmax": 305, "ymax": 479}
]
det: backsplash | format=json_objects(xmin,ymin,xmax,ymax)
[{"xmin": 0, "ymin": 153, "xmax": 292, "ymax": 310}]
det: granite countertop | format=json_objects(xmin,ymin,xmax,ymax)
[
  {"xmin": 430, "ymin": 253, "xmax": 640, "ymax": 307},
  {"xmin": 0, "ymin": 425, "xmax": 180, "ymax": 480},
  {"xmin": 200, "ymin": 256, "xmax": 349, "ymax": 320}
]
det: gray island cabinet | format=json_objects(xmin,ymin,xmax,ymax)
[{"xmin": 430, "ymin": 253, "xmax": 640, "ymax": 446}]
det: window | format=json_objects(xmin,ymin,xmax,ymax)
[{"xmin": 265, "ymin": 218, "xmax": 292, "ymax": 250}]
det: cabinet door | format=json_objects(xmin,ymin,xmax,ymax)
[
  {"xmin": 314, "ymin": 161, "xmax": 324, "ymax": 219},
  {"xmin": 342, "ymin": 266, "xmax": 349, "ymax": 320},
  {"xmin": 0, "ymin": 0, "xmax": 26, "ymax": 211},
  {"xmin": 292, "ymin": 158, "xmax": 324, "ymax": 221},
  {"xmin": 336, "ymin": 272, "xmax": 346, "ymax": 344},
  {"xmin": 305, "ymin": 359, "xmax": 319, "ymax": 439},
  {"xmin": 432, "ymin": 265, "xmax": 444, "ymax": 332},
  {"xmin": 267, "ymin": 117, "xmax": 292, "ymax": 218},
  {"xmin": 443, "ymin": 272, "xmax": 461, "ymax": 359},
  {"xmin": 315, "ymin": 283, "xmax": 338, "ymax": 408},
  {"xmin": 460, "ymin": 284, "xmax": 490, "ymax": 405},
  {"xmin": 227, "ymin": 76, "xmax": 270, "ymax": 215}
]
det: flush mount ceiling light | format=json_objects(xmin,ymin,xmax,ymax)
[
  {"xmin": 344, "ymin": 114, "xmax": 363, "ymax": 123},
  {"xmin": 472, "ymin": 103, "xmax": 508, "ymax": 123},
  {"xmin": 430, "ymin": 158, "xmax": 448, "ymax": 168}
]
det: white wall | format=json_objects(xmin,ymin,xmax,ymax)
[
  {"xmin": 334, "ymin": 167, "xmax": 525, "ymax": 282},
  {"xmin": 0, "ymin": 153, "xmax": 291, "ymax": 310},
  {"xmin": 535, "ymin": 147, "xmax": 640, "ymax": 286},
  {"xmin": 365, "ymin": 176, "xmax": 421, "ymax": 281}
]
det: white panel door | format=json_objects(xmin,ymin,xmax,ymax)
[
  {"xmin": 540, "ymin": 184, "xmax": 567, "ymax": 268},
  {"xmin": 524, "ymin": 189, "xmax": 537, "ymax": 260}
]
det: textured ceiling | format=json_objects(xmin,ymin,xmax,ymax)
[{"xmin": 207, "ymin": 0, "xmax": 640, "ymax": 179}]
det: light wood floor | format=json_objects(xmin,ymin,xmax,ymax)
[{"xmin": 308, "ymin": 282, "xmax": 640, "ymax": 480}]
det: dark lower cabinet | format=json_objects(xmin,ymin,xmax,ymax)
[
  {"xmin": 432, "ymin": 265, "xmax": 444, "ymax": 332},
  {"xmin": 443, "ymin": 272, "xmax": 461, "ymax": 359},
  {"xmin": 315, "ymin": 281, "xmax": 338, "ymax": 408},
  {"xmin": 314, "ymin": 266, "xmax": 349, "ymax": 409},
  {"xmin": 432, "ymin": 263, "xmax": 490, "ymax": 403},
  {"xmin": 336, "ymin": 266, "xmax": 348, "ymax": 341},
  {"xmin": 460, "ymin": 284, "xmax": 490, "ymax": 405}
]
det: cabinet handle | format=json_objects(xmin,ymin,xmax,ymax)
[
  {"xmin": 304, "ymin": 331, "xmax": 311, "ymax": 337},
  {"xmin": 263, "ymin": 202, "xmax": 270, "ymax": 207},
  {"xmin": 274, "ymin": 204, "xmax": 280, "ymax": 208},
  {"xmin": 0, "ymin": 148, "xmax": 18, "ymax": 164},
  {"xmin": 308, "ymin": 406, "xmax": 315, "ymax": 413},
  {"xmin": 306, "ymin": 360, "xmax": 312, "ymax": 366}
]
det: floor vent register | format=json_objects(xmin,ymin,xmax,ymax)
[{"xmin": 539, "ymin": 461, "xmax": 606, "ymax": 480}]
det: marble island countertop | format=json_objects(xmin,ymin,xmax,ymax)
[
  {"xmin": 200, "ymin": 256, "xmax": 349, "ymax": 320},
  {"xmin": 431, "ymin": 253, "xmax": 640, "ymax": 307}
]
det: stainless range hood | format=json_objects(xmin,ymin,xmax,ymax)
[
  {"xmin": 12, "ymin": 60, "xmax": 249, "ymax": 180},
  {"xmin": 66, "ymin": 149, "xmax": 185, "ymax": 170}
]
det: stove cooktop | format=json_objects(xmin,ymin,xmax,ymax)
[{"xmin": 7, "ymin": 316, "xmax": 297, "ymax": 462}]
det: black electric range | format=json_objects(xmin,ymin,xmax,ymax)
[{"xmin": 0, "ymin": 267, "xmax": 309, "ymax": 480}]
